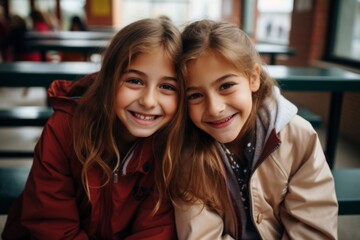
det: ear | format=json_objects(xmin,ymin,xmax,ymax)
[{"xmin": 250, "ymin": 64, "xmax": 261, "ymax": 92}]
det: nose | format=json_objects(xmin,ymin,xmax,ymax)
[
  {"xmin": 207, "ymin": 94, "xmax": 225, "ymax": 116},
  {"xmin": 139, "ymin": 88, "xmax": 157, "ymax": 109}
]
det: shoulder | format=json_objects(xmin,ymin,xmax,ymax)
[
  {"xmin": 38, "ymin": 109, "xmax": 75, "ymax": 157},
  {"xmin": 280, "ymin": 115, "xmax": 318, "ymax": 144},
  {"xmin": 47, "ymin": 106, "xmax": 74, "ymax": 134},
  {"xmin": 31, "ymin": 109, "xmax": 79, "ymax": 177},
  {"xmin": 272, "ymin": 115, "xmax": 325, "ymax": 173}
]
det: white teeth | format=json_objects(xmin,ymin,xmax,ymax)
[
  {"xmin": 213, "ymin": 116, "xmax": 231, "ymax": 124},
  {"xmin": 134, "ymin": 113, "xmax": 155, "ymax": 121}
]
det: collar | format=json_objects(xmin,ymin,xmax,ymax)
[{"xmin": 120, "ymin": 138, "xmax": 154, "ymax": 176}]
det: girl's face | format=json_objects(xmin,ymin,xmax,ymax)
[
  {"xmin": 115, "ymin": 47, "xmax": 178, "ymax": 142},
  {"xmin": 186, "ymin": 51, "xmax": 260, "ymax": 143}
]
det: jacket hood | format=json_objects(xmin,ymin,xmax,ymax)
[
  {"xmin": 257, "ymin": 86, "xmax": 298, "ymax": 137},
  {"xmin": 47, "ymin": 72, "xmax": 98, "ymax": 114},
  {"xmin": 251, "ymin": 86, "xmax": 297, "ymax": 168}
]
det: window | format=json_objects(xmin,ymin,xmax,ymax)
[
  {"xmin": 327, "ymin": 0, "xmax": 360, "ymax": 66},
  {"xmin": 243, "ymin": 0, "xmax": 294, "ymax": 45},
  {"xmin": 9, "ymin": 0, "xmax": 30, "ymax": 18},
  {"xmin": 61, "ymin": 0, "xmax": 86, "ymax": 30},
  {"xmin": 119, "ymin": 0, "xmax": 221, "ymax": 27}
]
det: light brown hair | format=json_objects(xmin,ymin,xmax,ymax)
[
  {"xmin": 73, "ymin": 18, "xmax": 185, "ymax": 210},
  {"xmin": 168, "ymin": 19, "xmax": 275, "ymax": 212}
]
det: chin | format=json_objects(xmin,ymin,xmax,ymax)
[
  {"xmin": 130, "ymin": 130, "xmax": 157, "ymax": 138},
  {"xmin": 213, "ymin": 135, "xmax": 237, "ymax": 144}
]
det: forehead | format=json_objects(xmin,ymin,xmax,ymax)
[
  {"xmin": 186, "ymin": 51, "xmax": 238, "ymax": 83},
  {"xmin": 123, "ymin": 47, "xmax": 177, "ymax": 80},
  {"xmin": 129, "ymin": 48, "xmax": 171, "ymax": 66}
]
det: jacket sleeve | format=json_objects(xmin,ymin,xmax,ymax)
[
  {"xmin": 19, "ymin": 112, "xmax": 89, "ymax": 240},
  {"xmin": 174, "ymin": 200, "xmax": 235, "ymax": 240},
  {"xmin": 124, "ymin": 193, "xmax": 177, "ymax": 240},
  {"xmin": 279, "ymin": 117, "xmax": 338, "ymax": 240}
]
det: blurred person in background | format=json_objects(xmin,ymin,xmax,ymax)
[
  {"xmin": 70, "ymin": 15, "xmax": 88, "ymax": 31},
  {"xmin": 0, "ymin": 6, "xmax": 10, "ymax": 61}
]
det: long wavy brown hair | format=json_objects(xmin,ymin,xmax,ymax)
[
  {"xmin": 72, "ymin": 18, "xmax": 185, "ymax": 210},
  {"xmin": 167, "ymin": 19, "xmax": 276, "ymax": 212}
]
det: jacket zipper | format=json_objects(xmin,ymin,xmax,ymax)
[
  {"xmin": 113, "ymin": 141, "xmax": 138, "ymax": 183},
  {"xmin": 225, "ymin": 174, "xmax": 241, "ymax": 239},
  {"xmin": 113, "ymin": 169, "xmax": 119, "ymax": 183},
  {"xmin": 247, "ymin": 141, "xmax": 280, "ymax": 240}
]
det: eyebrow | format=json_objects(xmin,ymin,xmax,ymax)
[
  {"xmin": 125, "ymin": 69, "xmax": 178, "ymax": 82},
  {"xmin": 186, "ymin": 73, "xmax": 238, "ymax": 91}
]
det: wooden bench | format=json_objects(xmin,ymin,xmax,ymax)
[
  {"xmin": 0, "ymin": 61, "xmax": 91, "ymax": 158},
  {"xmin": 0, "ymin": 106, "xmax": 53, "ymax": 127},
  {"xmin": 297, "ymin": 108, "xmax": 322, "ymax": 128},
  {"xmin": 0, "ymin": 62, "xmax": 98, "ymax": 88},
  {"xmin": 0, "ymin": 167, "xmax": 358, "ymax": 215},
  {"xmin": 0, "ymin": 167, "xmax": 30, "ymax": 214},
  {"xmin": 332, "ymin": 168, "xmax": 360, "ymax": 215},
  {"xmin": 0, "ymin": 106, "xmax": 53, "ymax": 158}
]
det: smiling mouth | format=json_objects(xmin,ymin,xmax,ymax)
[
  {"xmin": 207, "ymin": 113, "xmax": 236, "ymax": 126},
  {"xmin": 131, "ymin": 111, "xmax": 159, "ymax": 121}
]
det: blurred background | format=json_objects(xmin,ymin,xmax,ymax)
[
  {"xmin": 0, "ymin": 0, "xmax": 359, "ymax": 238},
  {"xmin": 1, "ymin": 0, "xmax": 359, "ymax": 61}
]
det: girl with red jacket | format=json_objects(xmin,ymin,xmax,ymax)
[{"xmin": 2, "ymin": 18, "xmax": 184, "ymax": 239}]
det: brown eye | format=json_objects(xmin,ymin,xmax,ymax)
[
  {"xmin": 187, "ymin": 93, "xmax": 203, "ymax": 100},
  {"xmin": 160, "ymin": 83, "xmax": 177, "ymax": 91},
  {"xmin": 126, "ymin": 78, "xmax": 143, "ymax": 85},
  {"xmin": 219, "ymin": 83, "xmax": 235, "ymax": 91}
]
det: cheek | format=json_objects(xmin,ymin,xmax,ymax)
[
  {"xmin": 188, "ymin": 105, "xmax": 201, "ymax": 123},
  {"xmin": 233, "ymin": 92, "xmax": 253, "ymax": 113},
  {"xmin": 114, "ymin": 87, "xmax": 130, "ymax": 112},
  {"xmin": 164, "ymin": 95, "xmax": 178, "ymax": 116}
]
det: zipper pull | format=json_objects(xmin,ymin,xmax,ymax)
[{"xmin": 113, "ymin": 170, "xmax": 118, "ymax": 183}]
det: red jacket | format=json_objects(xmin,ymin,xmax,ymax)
[{"xmin": 2, "ymin": 74, "xmax": 177, "ymax": 239}]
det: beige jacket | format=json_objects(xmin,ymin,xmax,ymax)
[{"xmin": 176, "ymin": 89, "xmax": 338, "ymax": 240}]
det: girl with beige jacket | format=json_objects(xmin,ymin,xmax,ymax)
[{"xmin": 166, "ymin": 19, "xmax": 338, "ymax": 240}]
